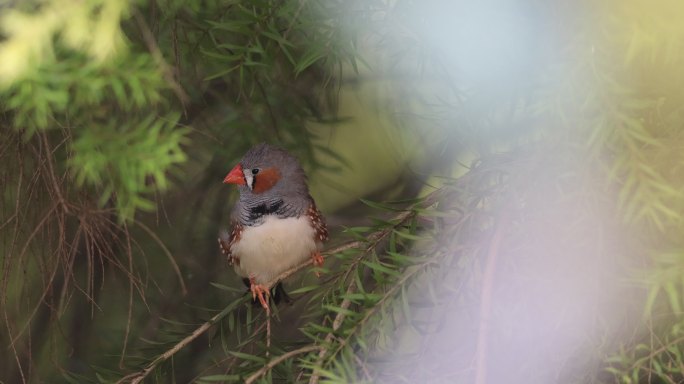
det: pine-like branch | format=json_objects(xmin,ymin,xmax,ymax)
[
  {"xmin": 115, "ymin": 237, "xmax": 362, "ymax": 383},
  {"xmin": 118, "ymin": 190, "xmax": 443, "ymax": 383}
]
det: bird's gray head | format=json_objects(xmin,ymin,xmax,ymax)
[{"xmin": 223, "ymin": 144, "xmax": 311, "ymax": 218}]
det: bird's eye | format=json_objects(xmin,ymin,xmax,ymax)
[{"xmin": 251, "ymin": 168, "xmax": 260, "ymax": 175}]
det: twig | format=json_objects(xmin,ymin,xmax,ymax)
[
  {"xmin": 350, "ymin": 349, "xmax": 372, "ymax": 382},
  {"xmin": 133, "ymin": 10, "xmax": 190, "ymax": 107},
  {"xmin": 39, "ymin": 131, "xmax": 70, "ymax": 214},
  {"xmin": 134, "ymin": 220, "xmax": 187, "ymax": 295},
  {"xmin": 119, "ymin": 223, "xmax": 134, "ymax": 369},
  {"xmin": 475, "ymin": 211, "xmax": 509, "ymax": 384},
  {"xmin": 284, "ymin": 0, "xmax": 309, "ymax": 39},
  {"xmin": 118, "ymin": 301, "xmax": 240, "ymax": 384},
  {"xmin": 266, "ymin": 309, "xmax": 271, "ymax": 357},
  {"xmin": 244, "ymin": 345, "xmax": 320, "ymax": 384},
  {"xmin": 309, "ymin": 282, "xmax": 357, "ymax": 384},
  {"xmin": 627, "ymin": 334, "xmax": 684, "ymax": 374},
  {"xmin": 8, "ymin": 203, "xmax": 61, "ymax": 347}
]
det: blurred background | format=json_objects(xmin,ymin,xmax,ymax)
[{"xmin": 2, "ymin": 0, "xmax": 684, "ymax": 383}]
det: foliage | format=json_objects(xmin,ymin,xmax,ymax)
[
  {"xmin": 3, "ymin": 0, "xmax": 684, "ymax": 383},
  {"xmin": 0, "ymin": 0, "xmax": 129, "ymax": 85}
]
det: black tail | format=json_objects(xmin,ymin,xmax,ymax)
[{"xmin": 241, "ymin": 278, "xmax": 292, "ymax": 305}]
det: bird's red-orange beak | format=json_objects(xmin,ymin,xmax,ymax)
[{"xmin": 223, "ymin": 163, "xmax": 246, "ymax": 185}]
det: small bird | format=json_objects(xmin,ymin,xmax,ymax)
[{"xmin": 218, "ymin": 143, "xmax": 328, "ymax": 313}]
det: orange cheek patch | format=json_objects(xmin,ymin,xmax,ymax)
[{"xmin": 252, "ymin": 167, "xmax": 281, "ymax": 194}]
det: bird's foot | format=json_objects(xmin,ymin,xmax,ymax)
[
  {"xmin": 312, "ymin": 251, "xmax": 324, "ymax": 277},
  {"xmin": 249, "ymin": 277, "xmax": 270, "ymax": 313}
]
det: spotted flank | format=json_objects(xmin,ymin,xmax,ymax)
[
  {"xmin": 218, "ymin": 221, "xmax": 244, "ymax": 266},
  {"xmin": 307, "ymin": 203, "xmax": 328, "ymax": 243}
]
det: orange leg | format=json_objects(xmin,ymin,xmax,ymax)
[
  {"xmin": 249, "ymin": 276, "xmax": 270, "ymax": 313},
  {"xmin": 312, "ymin": 251, "xmax": 324, "ymax": 277}
]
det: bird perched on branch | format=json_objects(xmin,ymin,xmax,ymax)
[{"xmin": 218, "ymin": 143, "xmax": 328, "ymax": 313}]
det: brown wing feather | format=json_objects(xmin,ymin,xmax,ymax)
[
  {"xmin": 218, "ymin": 221, "xmax": 244, "ymax": 266},
  {"xmin": 306, "ymin": 202, "xmax": 328, "ymax": 243}
]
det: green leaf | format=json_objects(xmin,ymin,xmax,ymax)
[
  {"xmin": 210, "ymin": 282, "xmax": 244, "ymax": 293},
  {"xmin": 393, "ymin": 230, "xmax": 423, "ymax": 241},
  {"xmin": 228, "ymin": 350, "xmax": 267, "ymax": 363},
  {"xmin": 199, "ymin": 374, "xmax": 241, "ymax": 382},
  {"xmin": 362, "ymin": 260, "xmax": 401, "ymax": 277},
  {"xmin": 387, "ymin": 251, "xmax": 418, "ymax": 266},
  {"xmin": 295, "ymin": 47, "xmax": 326, "ymax": 74},
  {"xmin": 261, "ymin": 30, "xmax": 294, "ymax": 48},
  {"xmin": 289, "ymin": 285, "xmax": 319, "ymax": 294},
  {"xmin": 207, "ymin": 20, "xmax": 254, "ymax": 34},
  {"xmin": 322, "ymin": 304, "xmax": 359, "ymax": 318},
  {"xmin": 664, "ymin": 281, "xmax": 682, "ymax": 314},
  {"xmin": 360, "ymin": 198, "xmax": 403, "ymax": 211}
]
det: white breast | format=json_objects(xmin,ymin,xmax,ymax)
[{"xmin": 231, "ymin": 216, "xmax": 319, "ymax": 284}]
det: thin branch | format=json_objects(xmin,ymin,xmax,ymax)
[
  {"xmin": 266, "ymin": 310, "xmax": 271, "ymax": 357},
  {"xmin": 284, "ymin": 0, "xmax": 309, "ymax": 39},
  {"xmin": 350, "ymin": 349, "xmax": 373, "ymax": 382},
  {"xmin": 118, "ymin": 300, "xmax": 241, "ymax": 384},
  {"xmin": 39, "ymin": 131, "xmax": 70, "ymax": 214},
  {"xmin": 134, "ymin": 220, "xmax": 187, "ymax": 296},
  {"xmin": 628, "ymin": 334, "xmax": 684, "ymax": 374},
  {"xmin": 8, "ymin": 203, "xmax": 61, "ymax": 347},
  {"xmin": 475, "ymin": 210, "xmax": 509, "ymax": 384},
  {"xmin": 119, "ymin": 223, "xmax": 134, "ymax": 369},
  {"xmin": 133, "ymin": 10, "xmax": 189, "ymax": 108},
  {"xmin": 309, "ymin": 281, "xmax": 357, "ymax": 384},
  {"xmin": 244, "ymin": 345, "xmax": 321, "ymax": 384}
]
